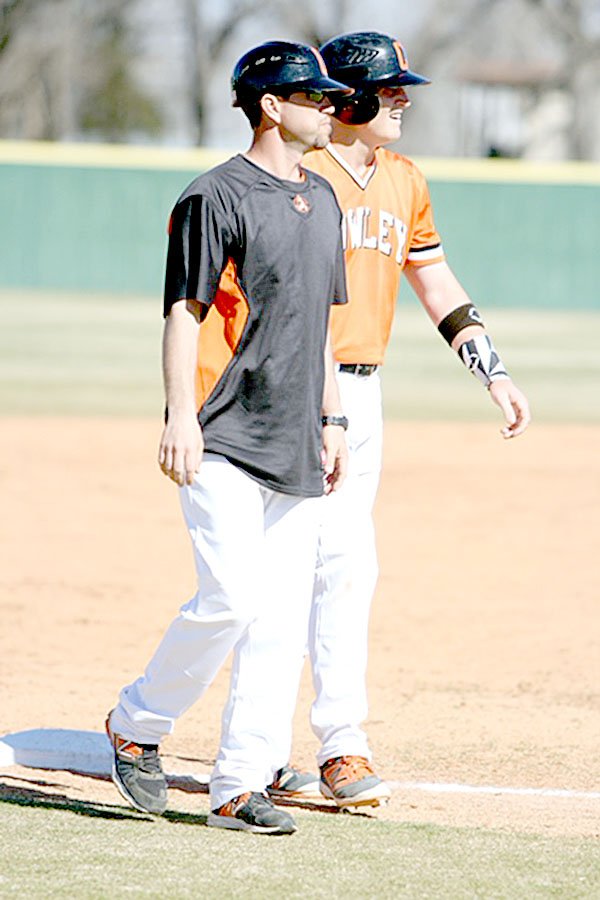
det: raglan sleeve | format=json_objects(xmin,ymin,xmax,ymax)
[
  {"xmin": 405, "ymin": 166, "xmax": 445, "ymax": 268},
  {"xmin": 163, "ymin": 194, "xmax": 232, "ymax": 317}
]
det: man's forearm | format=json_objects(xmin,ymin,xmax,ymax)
[
  {"xmin": 163, "ymin": 299, "xmax": 201, "ymax": 415},
  {"xmin": 158, "ymin": 299, "xmax": 204, "ymax": 485}
]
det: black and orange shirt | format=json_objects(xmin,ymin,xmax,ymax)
[
  {"xmin": 163, "ymin": 154, "xmax": 347, "ymax": 497},
  {"xmin": 303, "ymin": 146, "xmax": 445, "ymax": 365}
]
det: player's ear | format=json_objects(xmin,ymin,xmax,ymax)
[{"xmin": 260, "ymin": 93, "xmax": 283, "ymax": 125}]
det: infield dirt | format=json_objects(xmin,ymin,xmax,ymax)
[{"xmin": 1, "ymin": 418, "xmax": 598, "ymax": 837}]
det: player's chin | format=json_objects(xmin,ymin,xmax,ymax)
[
  {"xmin": 312, "ymin": 122, "xmax": 333, "ymax": 150},
  {"xmin": 385, "ymin": 120, "xmax": 403, "ymax": 141},
  {"xmin": 315, "ymin": 119, "xmax": 333, "ymax": 145},
  {"xmin": 312, "ymin": 131, "xmax": 332, "ymax": 150}
]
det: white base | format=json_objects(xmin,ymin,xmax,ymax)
[
  {"xmin": 0, "ymin": 728, "xmax": 209, "ymax": 789},
  {"xmin": 0, "ymin": 728, "xmax": 112, "ymax": 774}
]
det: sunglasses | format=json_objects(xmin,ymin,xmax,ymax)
[
  {"xmin": 303, "ymin": 89, "xmax": 328, "ymax": 103},
  {"xmin": 278, "ymin": 89, "xmax": 329, "ymax": 104}
]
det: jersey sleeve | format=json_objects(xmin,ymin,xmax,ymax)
[
  {"xmin": 321, "ymin": 188, "xmax": 348, "ymax": 307},
  {"xmin": 406, "ymin": 167, "xmax": 445, "ymax": 267},
  {"xmin": 332, "ymin": 219, "xmax": 348, "ymax": 306},
  {"xmin": 163, "ymin": 194, "xmax": 232, "ymax": 317}
]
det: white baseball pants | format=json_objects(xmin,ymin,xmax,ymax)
[
  {"xmin": 309, "ymin": 369, "xmax": 383, "ymax": 764},
  {"xmin": 258, "ymin": 368, "xmax": 383, "ymax": 770},
  {"xmin": 109, "ymin": 453, "xmax": 319, "ymax": 809}
]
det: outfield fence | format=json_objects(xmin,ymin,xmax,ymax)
[{"xmin": 1, "ymin": 140, "xmax": 599, "ymax": 308}]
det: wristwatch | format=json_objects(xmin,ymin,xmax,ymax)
[{"xmin": 322, "ymin": 415, "xmax": 349, "ymax": 430}]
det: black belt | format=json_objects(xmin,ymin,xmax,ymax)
[{"xmin": 338, "ymin": 363, "xmax": 379, "ymax": 376}]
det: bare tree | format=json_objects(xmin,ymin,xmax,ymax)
[
  {"xmin": 520, "ymin": 0, "xmax": 600, "ymax": 158},
  {"xmin": 78, "ymin": 4, "xmax": 162, "ymax": 141},
  {"xmin": 0, "ymin": 0, "xmax": 70, "ymax": 138},
  {"xmin": 410, "ymin": 0, "xmax": 600, "ymax": 158},
  {"xmin": 182, "ymin": 0, "xmax": 273, "ymax": 143},
  {"xmin": 1, "ymin": 0, "xmax": 29, "ymax": 53},
  {"xmin": 263, "ymin": 0, "xmax": 356, "ymax": 46},
  {"xmin": 0, "ymin": 0, "xmax": 161, "ymax": 141},
  {"xmin": 404, "ymin": 0, "xmax": 489, "ymax": 59}
]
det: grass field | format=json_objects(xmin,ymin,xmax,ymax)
[
  {"xmin": 386, "ymin": 298, "xmax": 600, "ymax": 424},
  {"xmin": 0, "ymin": 290, "xmax": 163, "ymax": 416},
  {"xmin": 1, "ymin": 799, "xmax": 599, "ymax": 899},
  {"xmin": 1, "ymin": 288, "xmax": 599, "ymax": 421},
  {"xmin": 2, "ymin": 287, "xmax": 600, "ymax": 898}
]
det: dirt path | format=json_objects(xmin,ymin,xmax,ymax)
[{"xmin": 1, "ymin": 418, "xmax": 598, "ymax": 836}]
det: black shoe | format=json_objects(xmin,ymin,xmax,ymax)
[
  {"xmin": 105, "ymin": 711, "xmax": 167, "ymax": 815},
  {"xmin": 207, "ymin": 791, "xmax": 297, "ymax": 834}
]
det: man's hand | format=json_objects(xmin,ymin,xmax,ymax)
[
  {"xmin": 322, "ymin": 425, "xmax": 348, "ymax": 494},
  {"xmin": 489, "ymin": 379, "xmax": 531, "ymax": 439},
  {"xmin": 158, "ymin": 413, "xmax": 204, "ymax": 485}
]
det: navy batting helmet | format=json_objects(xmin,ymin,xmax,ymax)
[
  {"xmin": 320, "ymin": 31, "xmax": 430, "ymax": 124},
  {"xmin": 231, "ymin": 41, "xmax": 353, "ymax": 108}
]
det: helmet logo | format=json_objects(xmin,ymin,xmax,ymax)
[
  {"xmin": 310, "ymin": 47, "xmax": 329, "ymax": 76},
  {"xmin": 344, "ymin": 47, "xmax": 378, "ymax": 65},
  {"xmin": 292, "ymin": 194, "xmax": 311, "ymax": 214},
  {"xmin": 392, "ymin": 41, "xmax": 408, "ymax": 72}
]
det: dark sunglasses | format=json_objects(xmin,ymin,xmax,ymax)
[{"xmin": 278, "ymin": 88, "xmax": 329, "ymax": 104}]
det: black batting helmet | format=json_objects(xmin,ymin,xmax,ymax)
[
  {"xmin": 231, "ymin": 41, "xmax": 353, "ymax": 108},
  {"xmin": 320, "ymin": 31, "xmax": 430, "ymax": 125}
]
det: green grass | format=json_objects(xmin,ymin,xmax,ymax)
[
  {"xmin": 1, "ymin": 288, "xmax": 599, "ymax": 421},
  {"xmin": 0, "ymin": 289, "xmax": 162, "ymax": 415},
  {"xmin": 1, "ymin": 797, "xmax": 599, "ymax": 898},
  {"xmin": 383, "ymin": 299, "xmax": 600, "ymax": 423}
]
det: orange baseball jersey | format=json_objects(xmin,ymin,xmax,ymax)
[{"xmin": 303, "ymin": 146, "xmax": 445, "ymax": 364}]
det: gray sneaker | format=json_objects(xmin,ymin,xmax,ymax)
[
  {"xmin": 207, "ymin": 792, "xmax": 297, "ymax": 834},
  {"xmin": 266, "ymin": 765, "xmax": 321, "ymax": 800},
  {"xmin": 105, "ymin": 712, "xmax": 167, "ymax": 815}
]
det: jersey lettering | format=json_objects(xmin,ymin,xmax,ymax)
[
  {"xmin": 303, "ymin": 146, "xmax": 444, "ymax": 364},
  {"xmin": 342, "ymin": 206, "xmax": 408, "ymax": 263},
  {"xmin": 345, "ymin": 206, "xmax": 366, "ymax": 249},
  {"xmin": 378, "ymin": 210, "xmax": 394, "ymax": 256},
  {"xmin": 394, "ymin": 217, "xmax": 408, "ymax": 263},
  {"xmin": 362, "ymin": 208, "xmax": 377, "ymax": 249}
]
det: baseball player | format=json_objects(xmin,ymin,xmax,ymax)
[
  {"xmin": 263, "ymin": 31, "xmax": 531, "ymax": 808},
  {"xmin": 105, "ymin": 41, "xmax": 353, "ymax": 835}
]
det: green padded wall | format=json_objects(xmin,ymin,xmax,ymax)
[
  {"xmin": 426, "ymin": 180, "xmax": 599, "ymax": 309},
  {"xmin": 1, "ymin": 142, "xmax": 598, "ymax": 307}
]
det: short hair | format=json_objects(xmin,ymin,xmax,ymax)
[{"xmin": 239, "ymin": 99, "xmax": 263, "ymax": 129}]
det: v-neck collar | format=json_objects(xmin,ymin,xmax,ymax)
[{"xmin": 326, "ymin": 145, "xmax": 377, "ymax": 190}]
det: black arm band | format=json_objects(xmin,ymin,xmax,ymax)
[{"xmin": 437, "ymin": 303, "xmax": 484, "ymax": 345}]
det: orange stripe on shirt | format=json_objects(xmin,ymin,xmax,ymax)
[{"xmin": 195, "ymin": 258, "xmax": 249, "ymax": 410}]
